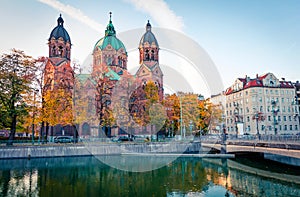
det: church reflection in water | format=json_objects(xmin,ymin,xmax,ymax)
[{"xmin": 0, "ymin": 156, "xmax": 299, "ymax": 196}]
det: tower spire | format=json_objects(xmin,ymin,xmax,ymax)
[
  {"xmin": 57, "ymin": 14, "xmax": 64, "ymax": 26},
  {"xmin": 105, "ymin": 11, "xmax": 116, "ymax": 36},
  {"xmin": 109, "ymin": 11, "xmax": 112, "ymax": 22}
]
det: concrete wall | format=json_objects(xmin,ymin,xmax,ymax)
[{"xmin": 0, "ymin": 142, "xmax": 200, "ymax": 159}]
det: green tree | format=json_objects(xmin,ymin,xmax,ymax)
[{"xmin": 0, "ymin": 49, "xmax": 37, "ymax": 145}]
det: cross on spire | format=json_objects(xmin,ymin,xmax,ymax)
[{"xmin": 109, "ymin": 12, "xmax": 112, "ymax": 22}]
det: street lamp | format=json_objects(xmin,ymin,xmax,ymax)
[
  {"xmin": 233, "ymin": 102, "xmax": 240, "ymax": 138},
  {"xmin": 32, "ymin": 89, "xmax": 39, "ymax": 145},
  {"xmin": 271, "ymin": 99, "xmax": 279, "ymax": 135}
]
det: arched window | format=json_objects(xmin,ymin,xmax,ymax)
[
  {"xmin": 58, "ymin": 46, "xmax": 63, "ymax": 56},
  {"xmin": 52, "ymin": 46, "xmax": 56, "ymax": 56},
  {"xmin": 145, "ymin": 49, "xmax": 150, "ymax": 60},
  {"xmin": 151, "ymin": 50, "xmax": 155, "ymax": 60},
  {"xmin": 107, "ymin": 57, "xmax": 112, "ymax": 65}
]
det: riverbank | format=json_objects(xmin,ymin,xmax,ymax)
[{"xmin": 0, "ymin": 142, "xmax": 235, "ymax": 159}]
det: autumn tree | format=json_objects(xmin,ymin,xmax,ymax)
[
  {"xmin": 0, "ymin": 49, "xmax": 37, "ymax": 145},
  {"xmin": 179, "ymin": 93, "xmax": 199, "ymax": 135},
  {"xmin": 164, "ymin": 93, "xmax": 180, "ymax": 136},
  {"xmin": 111, "ymin": 71, "xmax": 140, "ymax": 136},
  {"xmin": 91, "ymin": 63, "xmax": 115, "ymax": 137}
]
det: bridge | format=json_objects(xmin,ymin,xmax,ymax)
[{"xmin": 200, "ymin": 134, "xmax": 300, "ymax": 165}]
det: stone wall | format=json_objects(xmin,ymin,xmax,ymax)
[{"xmin": 0, "ymin": 142, "xmax": 201, "ymax": 159}]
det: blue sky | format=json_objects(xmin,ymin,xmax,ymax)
[{"xmin": 0, "ymin": 0, "xmax": 299, "ymax": 93}]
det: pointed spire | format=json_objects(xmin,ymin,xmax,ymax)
[
  {"xmin": 57, "ymin": 14, "xmax": 64, "ymax": 26},
  {"xmin": 105, "ymin": 11, "xmax": 116, "ymax": 36},
  {"xmin": 146, "ymin": 20, "xmax": 151, "ymax": 31}
]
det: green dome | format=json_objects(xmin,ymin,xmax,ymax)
[
  {"xmin": 94, "ymin": 12, "xmax": 126, "ymax": 53},
  {"xmin": 94, "ymin": 36, "xmax": 126, "ymax": 52}
]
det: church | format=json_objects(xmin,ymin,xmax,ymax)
[{"xmin": 44, "ymin": 13, "xmax": 164, "ymax": 138}]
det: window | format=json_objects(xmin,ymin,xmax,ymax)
[
  {"xmin": 296, "ymin": 125, "xmax": 298, "ymax": 130},
  {"xmin": 270, "ymin": 89, "xmax": 273, "ymax": 94},
  {"xmin": 246, "ymin": 107, "xmax": 249, "ymax": 113},
  {"xmin": 266, "ymin": 90, "xmax": 268, "ymax": 94},
  {"xmin": 279, "ymin": 125, "xmax": 282, "ymax": 130},
  {"xmin": 106, "ymin": 57, "xmax": 112, "ymax": 65},
  {"xmin": 261, "ymin": 125, "xmax": 265, "ymax": 131},
  {"xmin": 268, "ymin": 116, "xmax": 271, "ymax": 121},
  {"xmin": 275, "ymin": 90, "xmax": 278, "ymax": 95},
  {"xmin": 267, "ymin": 106, "xmax": 270, "ymax": 112},
  {"xmin": 282, "ymin": 98, "xmax": 284, "ymax": 103},
  {"xmin": 284, "ymin": 116, "xmax": 287, "ymax": 121},
  {"xmin": 278, "ymin": 116, "xmax": 281, "ymax": 121},
  {"xmin": 290, "ymin": 125, "xmax": 293, "ymax": 130},
  {"xmin": 284, "ymin": 125, "xmax": 287, "ymax": 131},
  {"xmin": 247, "ymin": 125, "xmax": 251, "ymax": 132},
  {"xmin": 247, "ymin": 116, "xmax": 250, "ymax": 122},
  {"xmin": 246, "ymin": 98, "xmax": 249, "ymax": 104},
  {"xmin": 246, "ymin": 91, "xmax": 248, "ymax": 95},
  {"xmin": 289, "ymin": 116, "xmax": 292, "ymax": 121}
]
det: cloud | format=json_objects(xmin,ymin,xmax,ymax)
[
  {"xmin": 37, "ymin": 0, "xmax": 104, "ymax": 32},
  {"xmin": 124, "ymin": 0, "xmax": 184, "ymax": 32}
]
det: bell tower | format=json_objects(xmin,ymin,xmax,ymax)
[
  {"xmin": 48, "ymin": 14, "xmax": 71, "ymax": 60},
  {"xmin": 139, "ymin": 20, "xmax": 159, "ymax": 65}
]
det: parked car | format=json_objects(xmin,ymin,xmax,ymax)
[
  {"xmin": 111, "ymin": 135, "xmax": 133, "ymax": 142},
  {"xmin": 54, "ymin": 136, "xmax": 73, "ymax": 143}
]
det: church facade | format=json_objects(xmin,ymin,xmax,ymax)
[{"xmin": 44, "ymin": 14, "xmax": 164, "ymax": 138}]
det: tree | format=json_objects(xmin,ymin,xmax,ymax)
[
  {"xmin": 164, "ymin": 93, "xmax": 180, "ymax": 136},
  {"xmin": 180, "ymin": 93, "xmax": 199, "ymax": 135},
  {"xmin": 111, "ymin": 71, "xmax": 140, "ymax": 136},
  {"xmin": 0, "ymin": 49, "xmax": 37, "ymax": 145},
  {"xmin": 91, "ymin": 63, "xmax": 115, "ymax": 137}
]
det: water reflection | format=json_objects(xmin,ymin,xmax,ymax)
[{"xmin": 0, "ymin": 156, "xmax": 299, "ymax": 197}]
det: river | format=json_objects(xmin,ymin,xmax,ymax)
[{"xmin": 0, "ymin": 155, "xmax": 299, "ymax": 196}]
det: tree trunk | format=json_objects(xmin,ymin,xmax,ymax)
[
  {"xmin": 45, "ymin": 122, "xmax": 49, "ymax": 144},
  {"xmin": 6, "ymin": 114, "xmax": 17, "ymax": 146},
  {"xmin": 40, "ymin": 121, "xmax": 44, "ymax": 144}
]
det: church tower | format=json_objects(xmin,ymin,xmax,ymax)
[
  {"xmin": 93, "ymin": 12, "xmax": 127, "ymax": 75},
  {"xmin": 44, "ymin": 14, "xmax": 73, "ymax": 91},
  {"xmin": 136, "ymin": 20, "xmax": 163, "ymax": 100},
  {"xmin": 48, "ymin": 14, "xmax": 71, "ymax": 60}
]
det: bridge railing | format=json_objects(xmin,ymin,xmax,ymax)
[{"xmin": 226, "ymin": 134, "xmax": 300, "ymax": 144}]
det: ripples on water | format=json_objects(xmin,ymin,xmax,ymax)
[{"xmin": 0, "ymin": 156, "xmax": 299, "ymax": 197}]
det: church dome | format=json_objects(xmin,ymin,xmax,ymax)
[
  {"xmin": 94, "ymin": 13, "xmax": 126, "ymax": 53},
  {"xmin": 49, "ymin": 14, "xmax": 71, "ymax": 44},
  {"xmin": 139, "ymin": 20, "xmax": 158, "ymax": 47}
]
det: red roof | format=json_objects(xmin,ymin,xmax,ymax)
[
  {"xmin": 244, "ymin": 79, "xmax": 263, "ymax": 89},
  {"xmin": 258, "ymin": 73, "xmax": 268, "ymax": 80},
  {"xmin": 279, "ymin": 81, "xmax": 294, "ymax": 88}
]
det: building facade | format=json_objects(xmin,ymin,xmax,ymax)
[
  {"xmin": 45, "ymin": 14, "xmax": 164, "ymax": 137},
  {"xmin": 43, "ymin": 14, "xmax": 75, "ymax": 137},
  {"xmin": 225, "ymin": 73, "xmax": 299, "ymax": 135}
]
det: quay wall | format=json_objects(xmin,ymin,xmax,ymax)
[{"xmin": 0, "ymin": 142, "xmax": 201, "ymax": 159}]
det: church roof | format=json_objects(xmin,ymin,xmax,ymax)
[
  {"xmin": 139, "ymin": 20, "xmax": 158, "ymax": 47},
  {"xmin": 94, "ymin": 12, "xmax": 126, "ymax": 53},
  {"xmin": 49, "ymin": 14, "xmax": 71, "ymax": 44},
  {"xmin": 75, "ymin": 68, "xmax": 120, "ymax": 84}
]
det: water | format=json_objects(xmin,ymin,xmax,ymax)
[{"xmin": 0, "ymin": 156, "xmax": 299, "ymax": 197}]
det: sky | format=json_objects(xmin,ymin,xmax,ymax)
[{"xmin": 1, "ymin": 0, "xmax": 300, "ymax": 96}]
